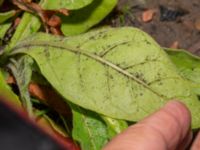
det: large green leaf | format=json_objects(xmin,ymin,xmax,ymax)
[
  {"xmin": 41, "ymin": 0, "xmax": 93, "ymax": 10},
  {"xmin": 0, "ymin": 10, "xmax": 16, "ymax": 24},
  {"xmin": 0, "ymin": 70, "xmax": 21, "ymax": 106},
  {"xmin": 166, "ymin": 48, "xmax": 200, "ymax": 96},
  {"xmin": 61, "ymin": 0, "xmax": 117, "ymax": 35},
  {"xmin": 11, "ymin": 27, "xmax": 200, "ymax": 129},
  {"xmin": 72, "ymin": 105, "xmax": 109, "ymax": 150}
]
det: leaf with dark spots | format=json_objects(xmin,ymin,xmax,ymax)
[{"xmin": 11, "ymin": 27, "xmax": 200, "ymax": 129}]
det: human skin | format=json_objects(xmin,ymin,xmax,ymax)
[{"xmin": 103, "ymin": 101, "xmax": 200, "ymax": 150}]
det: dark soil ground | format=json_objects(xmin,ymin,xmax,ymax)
[{"xmin": 104, "ymin": 0, "xmax": 200, "ymax": 55}]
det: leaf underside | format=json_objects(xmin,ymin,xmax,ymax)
[{"xmin": 12, "ymin": 27, "xmax": 200, "ymax": 129}]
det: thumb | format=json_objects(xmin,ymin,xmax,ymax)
[{"xmin": 103, "ymin": 101, "xmax": 191, "ymax": 150}]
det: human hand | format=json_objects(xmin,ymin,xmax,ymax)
[{"xmin": 103, "ymin": 101, "xmax": 200, "ymax": 150}]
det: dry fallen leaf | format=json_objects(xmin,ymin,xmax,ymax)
[
  {"xmin": 142, "ymin": 9, "xmax": 156, "ymax": 22},
  {"xmin": 170, "ymin": 41, "xmax": 179, "ymax": 49},
  {"xmin": 189, "ymin": 40, "xmax": 200, "ymax": 54},
  {"xmin": 195, "ymin": 19, "xmax": 200, "ymax": 31}
]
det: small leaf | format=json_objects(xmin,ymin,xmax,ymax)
[
  {"xmin": 5, "ymin": 0, "xmax": 48, "ymax": 52},
  {"xmin": 8, "ymin": 55, "xmax": 34, "ymax": 117},
  {"xmin": 0, "ymin": 69, "xmax": 21, "ymax": 106},
  {"xmin": 101, "ymin": 116, "xmax": 128, "ymax": 139},
  {"xmin": 11, "ymin": 27, "xmax": 200, "ymax": 128},
  {"xmin": 0, "ymin": 10, "xmax": 16, "ymax": 24},
  {"xmin": 0, "ymin": 23, "xmax": 11, "ymax": 39},
  {"xmin": 71, "ymin": 104, "xmax": 109, "ymax": 150},
  {"xmin": 36, "ymin": 113, "xmax": 67, "ymax": 137},
  {"xmin": 41, "ymin": 0, "xmax": 93, "ymax": 10},
  {"xmin": 36, "ymin": 113, "xmax": 80, "ymax": 150},
  {"xmin": 166, "ymin": 48, "xmax": 200, "ymax": 95},
  {"xmin": 61, "ymin": 0, "xmax": 117, "ymax": 35},
  {"xmin": 5, "ymin": 12, "xmax": 41, "ymax": 52}
]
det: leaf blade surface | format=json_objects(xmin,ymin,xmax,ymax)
[
  {"xmin": 12, "ymin": 27, "xmax": 200, "ymax": 128},
  {"xmin": 41, "ymin": 0, "xmax": 93, "ymax": 10}
]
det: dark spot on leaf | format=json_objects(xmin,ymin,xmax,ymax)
[
  {"xmin": 89, "ymin": 36, "xmax": 95, "ymax": 40},
  {"xmin": 76, "ymin": 45, "xmax": 81, "ymax": 49},
  {"xmin": 109, "ymin": 75, "xmax": 113, "ymax": 79},
  {"xmin": 44, "ymin": 48, "xmax": 50, "ymax": 58},
  {"xmin": 145, "ymin": 40, "xmax": 151, "ymax": 45}
]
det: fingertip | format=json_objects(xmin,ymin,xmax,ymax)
[
  {"xmin": 139, "ymin": 100, "xmax": 192, "ymax": 149},
  {"xmin": 164, "ymin": 100, "xmax": 191, "ymax": 131},
  {"xmin": 164, "ymin": 100, "xmax": 191, "ymax": 118},
  {"xmin": 104, "ymin": 100, "xmax": 192, "ymax": 150}
]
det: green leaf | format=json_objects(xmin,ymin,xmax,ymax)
[
  {"xmin": 61, "ymin": 0, "xmax": 117, "ymax": 35},
  {"xmin": 5, "ymin": 12, "xmax": 41, "ymax": 52},
  {"xmin": 8, "ymin": 55, "xmax": 34, "ymax": 117},
  {"xmin": 166, "ymin": 48, "xmax": 200, "ymax": 96},
  {"xmin": 0, "ymin": 69, "xmax": 21, "ymax": 106},
  {"xmin": 0, "ymin": 10, "xmax": 16, "ymax": 24},
  {"xmin": 0, "ymin": 23, "xmax": 11, "ymax": 39},
  {"xmin": 5, "ymin": 0, "xmax": 47, "ymax": 52},
  {"xmin": 34, "ymin": 110, "xmax": 68, "ymax": 137},
  {"xmin": 101, "ymin": 116, "xmax": 128, "ymax": 139},
  {"xmin": 11, "ymin": 27, "xmax": 200, "ymax": 129},
  {"xmin": 71, "ymin": 105, "xmax": 109, "ymax": 150},
  {"xmin": 41, "ymin": 0, "xmax": 93, "ymax": 10}
]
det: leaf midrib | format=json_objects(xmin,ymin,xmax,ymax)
[{"xmin": 12, "ymin": 41, "xmax": 167, "ymax": 99}]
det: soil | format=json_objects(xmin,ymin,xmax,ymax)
[{"xmin": 104, "ymin": 0, "xmax": 200, "ymax": 55}]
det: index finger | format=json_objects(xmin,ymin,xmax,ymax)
[{"xmin": 104, "ymin": 100, "xmax": 191, "ymax": 150}]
